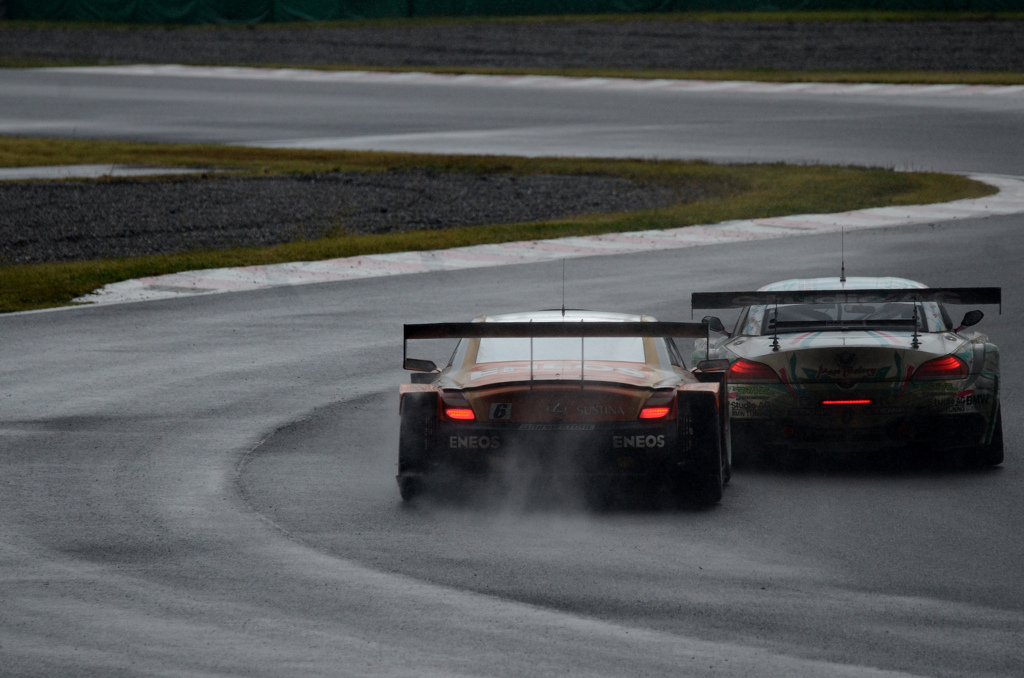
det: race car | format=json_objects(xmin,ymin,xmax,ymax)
[
  {"xmin": 691, "ymin": 277, "xmax": 1002, "ymax": 466},
  {"xmin": 398, "ymin": 310, "xmax": 730, "ymax": 505}
]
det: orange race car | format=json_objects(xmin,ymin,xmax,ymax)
[{"xmin": 397, "ymin": 310, "xmax": 730, "ymax": 506}]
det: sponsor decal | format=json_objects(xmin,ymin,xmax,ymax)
[
  {"xmin": 518, "ymin": 423, "xmax": 596, "ymax": 431},
  {"xmin": 577, "ymin": 404, "xmax": 626, "ymax": 417},
  {"xmin": 449, "ymin": 435, "xmax": 501, "ymax": 450},
  {"xmin": 810, "ymin": 364, "xmax": 891, "ymax": 380},
  {"xmin": 916, "ymin": 382, "xmax": 958, "ymax": 393},
  {"xmin": 835, "ymin": 351, "xmax": 857, "ymax": 369},
  {"xmin": 730, "ymin": 401, "xmax": 772, "ymax": 418},
  {"xmin": 731, "ymin": 385, "xmax": 776, "ymax": 396},
  {"xmin": 489, "ymin": 403, "xmax": 512, "ymax": 420},
  {"xmin": 547, "ymin": 402, "xmax": 568, "ymax": 416},
  {"xmin": 934, "ymin": 390, "xmax": 990, "ymax": 414},
  {"xmin": 613, "ymin": 435, "xmax": 666, "ymax": 449}
]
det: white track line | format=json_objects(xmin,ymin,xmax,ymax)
[
  {"xmin": 74, "ymin": 173, "xmax": 1024, "ymax": 306},
  {"xmin": 48, "ymin": 65, "xmax": 1024, "ymax": 99},
  {"xmin": 0, "ymin": 164, "xmax": 209, "ymax": 181}
]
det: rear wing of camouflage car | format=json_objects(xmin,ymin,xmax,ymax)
[
  {"xmin": 691, "ymin": 287, "xmax": 1002, "ymax": 312},
  {"xmin": 403, "ymin": 321, "xmax": 710, "ymax": 372}
]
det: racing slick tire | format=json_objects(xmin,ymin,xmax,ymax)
[
  {"xmin": 689, "ymin": 447, "xmax": 725, "ymax": 506},
  {"xmin": 684, "ymin": 395, "xmax": 725, "ymax": 506},
  {"xmin": 398, "ymin": 392, "xmax": 438, "ymax": 501},
  {"xmin": 972, "ymin": 407, "xmax": 1004, "ymax": 468}
]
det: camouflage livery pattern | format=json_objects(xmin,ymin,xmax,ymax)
[{"xmin": 695, "ymin": 277, "xmax": 1001, "ymax": 455}]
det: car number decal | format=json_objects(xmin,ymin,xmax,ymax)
[{"xmin": 489, "ymin": 403, "xmax": 513, "ymax": 420}]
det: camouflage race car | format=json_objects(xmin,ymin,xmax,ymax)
[
  {"xmin": 691, "ymin": 277, "xmax": 1002, "ymax": 466},
  {"xmin": 398, "ymin": 310, "xmax": 730, "ymax": 505}
]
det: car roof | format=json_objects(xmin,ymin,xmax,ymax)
[
  {"xmin": 757, "ymin": 276, "xmax": 927, "ymax": 292},
  {"xmin": 472, "ymin": 310, "xmax": 652, "ymax": 323}
]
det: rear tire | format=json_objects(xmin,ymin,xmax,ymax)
[
  {"xmin": 397, "ymin": 475, "xmax": 422, "ymax": 502},
  {"xmin": 689, "ymin": 446, "xmax": 725, "ymax": 506},
  {"xmin": 973, "ymin": 408, "xmax": 1004, "ymax": 468},
  {"xmin": 397, "ymin": 392, "xmax": 437, "ymax": 501},
  {"xmin": 685, "ymin": 395, "xmax": 725, "ymax": 506}
]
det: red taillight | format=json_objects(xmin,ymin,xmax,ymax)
[
  {"xmin": 439, "ymin": 390, "xmax": 476, "ymax": 421},
  {"xmin": 729, "ymin": 359, "xmax": 780, "ymax": 383},
  {"xmin": 913, "ymin": 355, "xmax": 968, "ymax": 380},
  {"xmin": 639, "ymin": 389, "xmax": 676, "ymax": 420},
  {"xmin": 821, "ymin": 399, "xmax": 872, "ymax": 405}
]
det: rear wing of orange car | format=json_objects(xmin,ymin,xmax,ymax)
[
  {"xmin": 403, "ymin": 321, "xmax": 709, "ymax": 371},
  {"xmin": 691, "ymin": 287, "xmax": 1001, "ymax": 313}
]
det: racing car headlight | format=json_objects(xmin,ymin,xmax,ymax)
[
  {"xmin": 912, "ymin": 355, "xmax": 968, "ymax": 380},
  {"xmin": 728, "ymin": 359, "xmax": 780, "ymax": 383}
]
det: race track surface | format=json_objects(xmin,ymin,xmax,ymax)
[{"xmin": 1, "ymin": 67, "xmax": 1023, "ymax": 677}]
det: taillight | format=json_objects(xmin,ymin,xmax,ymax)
[
  {"xmin": 821, "ymin": 399, "xmax": 872, "ymax": 405},
  {"xmin": 729, "ymin": 359, "xmax": 780, "ymax": 383},
  {"xmin": 913, "ymin": 355, "xmax": 968, "ymax": 380},
  {"xmin": 439, "ymin": 391, "xmax": 476, "ymax": 421},
  {"xmin": 639, "ymin": 389, "xmax": 676, "ymax": 420}
]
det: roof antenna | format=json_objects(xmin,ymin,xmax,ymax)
[
  {"xmin": 561, "ymin": 259, "xmax": 566, "ymax": 317},
  {"xmin": 840, "ymin": 229, "xmax": 846, "ymax": 284},
  {"xmin": 770, "ymin": 303, "xmax": 781, "ymax": 352},
  {"xmin": 911, "ymin": 304, "xmax": 921, "ymax": 349}
]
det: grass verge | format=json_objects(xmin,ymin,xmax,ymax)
[
  {"xmin": 0, "ymin": 137, "xmax": 995, "ymax": 313},
  {"xmin": 3, "ymin": 11, "xmax": 1024, "ymax": 29}
]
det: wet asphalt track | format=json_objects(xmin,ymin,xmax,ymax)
[{"xmin": 1, "ymin": 68, "xmax": 1024, "ymax": 677}]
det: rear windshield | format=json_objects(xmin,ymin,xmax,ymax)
[
  {"xmin": 741, "ymin": 301, "xmax": 950, "ymax": 335},
  {"xmin": 474, "ymin": 336, "xmax": 646, "ymax": 364}
]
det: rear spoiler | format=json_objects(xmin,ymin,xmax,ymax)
[
  {"xmin": 404, "ymin": 321, "xmax": 708, "ymax": 371},
  {"xmin": 691, "ymin": 287, "xmax": 1002, "ymax": 314}
]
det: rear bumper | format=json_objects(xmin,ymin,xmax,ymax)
[
  {"xmin": 727, "ymin": 378, "xmax": 998, "ymax": 452},
  {"xmin": 425, "ymin": 420, "xmax": 685, "ymax": 477},
  {"xmin": 732, "ymin": 413, "xmax": 990, "ymax": 453}
]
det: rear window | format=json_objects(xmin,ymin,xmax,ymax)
[
  {"xmin": 740, "ymin": 301, "xmax": 949, "ymax": 335},
  {"xmin": 474, "ymin": 336, "xmax": 646, "ymax": 364}
]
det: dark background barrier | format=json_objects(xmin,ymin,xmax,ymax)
[{"xmin": 6, "ymin": 0, "xmax": 1024, "ymax": 23}]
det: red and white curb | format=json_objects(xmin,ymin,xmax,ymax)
[
  {"xmin": 50, "ymin": 64, "xmax": 1024, "ymax": 99},
  {"xmin": 74, "ymin": 173, "xmax": 1024, "ymax": 306}
]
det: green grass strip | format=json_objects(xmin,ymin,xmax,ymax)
[
  {"xmin": 4, "ymin": 11, "xmax": 1024, "ymax": 30},
  {"xmin": 0, "ymin": 137, "xmax": 994, "ymax": 313}
]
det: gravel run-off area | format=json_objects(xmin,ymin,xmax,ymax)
[
  {"xmin": 0, "ymin": 171, "xmax": 694, "ymax": 265},
  {"xmin": 2, "ymin": 19, "xmax": 1024, "ymax": 71}
]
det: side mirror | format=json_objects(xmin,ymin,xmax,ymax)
[
  {"xmin": 702, "ymin": 315, "xmax": 727, "ymax": 334},
  {"xmin": 404, "ymin": 357, "xmax": 438, "ymax": 372},
  {"xmin": 957, "ymin": 310, "xmax": 984, "ymax": 331}
]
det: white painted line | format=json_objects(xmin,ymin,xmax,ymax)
[
  {"xmin": 73, "ymin": 173, "xmax": 1024, "ymax": 307},
  {"xmin": 46, "ymin": 65, "xmax": 1024, "ymax": 100},
  {"xmin": 0, "ymin": 164, "xmax": 210, "ymax": 181}
]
